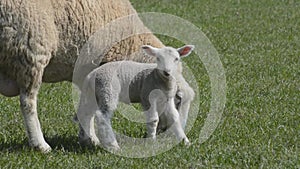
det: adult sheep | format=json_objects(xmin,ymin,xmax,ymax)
[{"xmin": 0, "ymin": 0, "xmax": 164, "ymax": 152}]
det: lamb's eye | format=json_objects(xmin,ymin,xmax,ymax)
[{"xmin": 174, "ymin": 58, "xmax": 179, "ymax": 62}]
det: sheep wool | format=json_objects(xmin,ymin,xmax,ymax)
[
  {"xmin": 77, "ymin": 45, "xmax": 194, "ymax": 150},
  {"xmin": 0, "ymin": 0, "xmax": 163, "ymax": 152}
]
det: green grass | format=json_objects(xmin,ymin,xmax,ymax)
[{"xmin": 0, "ymin": 0, "xmax": 299, "ymax": 168}]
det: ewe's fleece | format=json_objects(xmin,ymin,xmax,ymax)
[
  {"xmin": 0, "ymin": 0, "xmax": 163, "ymax": 85},
  {"xmin": 0, "ymin": 0, "xmax": 163, "ymax": 152}
]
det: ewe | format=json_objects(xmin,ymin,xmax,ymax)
[
  {"xmin": 77, "ymin": 45, "xmax": 194, "ymax": 150},
  {"xmin": 0, "ymin": 0, "xmax": 163, "ymax": 152}
]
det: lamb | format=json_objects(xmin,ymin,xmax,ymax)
[{"xmin": 76, "ymin": 45, "xmax": 194, "ymax": 150}]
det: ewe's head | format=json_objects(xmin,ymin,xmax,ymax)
[{"xmin": 142, "ymin": 45, "xmax": 194, "ymax": 77}]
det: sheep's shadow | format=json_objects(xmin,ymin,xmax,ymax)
[
  {"xmin": 0, "ymin": 135, "xmax": 105, "ymax": 153},
  {"xmin": 0, "ymin": 139, "xmax": 29, "ymax": 152},
  {"xmin": 47, "ymin": 135, "xmax": 106, "ymax": 153}
]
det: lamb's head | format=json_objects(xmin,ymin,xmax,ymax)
[{"xmin": 142, "ymin": 45, "xmax": 194, "ymax": 77}]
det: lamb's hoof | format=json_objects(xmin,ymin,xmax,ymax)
[
  {"xmin": 79, "ymin": 137, "xmax": 100, "ymax": 147},
  {"xmin": 103, "ymin": 142, "xmax": 120, "ymax": 152},
  {"xmin": 176, "ymin": 91, "xmax": 184, "ymax": 99},
  {"xmin": 146, "ymin": 133, "xmax": 157, "ymax": 139},
  {"xmin": 183, "ymin": 138, "xmax": 190, "ymax": 146},
  {"xmin": 91, "ymin": 137, "xmax": 101, "ymax": 146},
  {"xmin": 156, "ymin": 126, "xmax": 167, "ymax": 134}
]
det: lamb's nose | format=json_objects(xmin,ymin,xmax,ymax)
[{"xmin": 163, "ymin": 71, "xmax": 170, "ymax": 76}]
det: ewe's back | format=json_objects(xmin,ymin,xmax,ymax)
[{"xmin": 0, "ymin": 0, "xmax": 163, "ymax": 83}]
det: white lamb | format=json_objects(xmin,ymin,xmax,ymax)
[{"xmin": 76, "ymin": 45, "xmax": 195, "ymax": 150}]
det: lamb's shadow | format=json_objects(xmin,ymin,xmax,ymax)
[{"xmin": 0, "ymin": 135, "xmax": 105, "ymax": 153}]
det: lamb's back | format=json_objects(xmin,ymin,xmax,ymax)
[{"xmin": 91, "ymin": 61, "xmax": 156, "ymax": 103}]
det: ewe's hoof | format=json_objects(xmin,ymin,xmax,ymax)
[
  {"xmin": 33, "ymin": 143, "xmax": 52, "ymax": 153},
  {"xmin": 41, "ymin": 146, "xmax": 52, "ymax": 153}
]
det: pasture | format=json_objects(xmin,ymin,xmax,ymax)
[{"xmin": 0, "ymin": 0, "xmax": 299, "ymax": 168}]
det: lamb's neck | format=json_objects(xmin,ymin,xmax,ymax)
[{"xmin": 154, "ymin": 69, "xmax": 176, "ymax": 91}]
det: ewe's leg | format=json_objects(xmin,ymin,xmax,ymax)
[
  {"xmin": 167, "ymin": 99, "xmax": 190, "ymax": 145},
  {"xmin": 19, "ymin": 63, "xmax": 51, "ymax": 152}
]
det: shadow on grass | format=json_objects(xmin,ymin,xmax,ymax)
[
  {"xmin": 0, "ymin": 139, "xmax": 29, "ymax": 152},
  {"xmin": 46, "ymin": 135, "xmax": 106, "ymax": 153},
  {"xmin": 0, "ymin": 135, "xmax": 106, "ymax": 154}
]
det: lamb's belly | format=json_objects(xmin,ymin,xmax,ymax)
[
  {"xmin": 119, "ymin": 88, "xmax": 131, "ymax": 104},
  {"xmin": 118, "ymin": 78, "xmax": 134, "ymax": 104},
  {"xmin": 117, "ymin": 70, "xmax": 142, "ymax": 104},
  {"xmin": 118, "ymin": 82, "xmax": 143, "ymax": 104}
]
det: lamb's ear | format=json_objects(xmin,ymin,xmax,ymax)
[
  {"xmin": 141, "ymin": 45, "xmax": 158, "ymax": 57},
  {"xmin": 177, "ymin": 45, "xmax": 195, "ymax": 58}
]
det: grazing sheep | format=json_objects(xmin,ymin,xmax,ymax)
[
  {"xmin": 0, "ymin": 0, "xmax": 164, "ymax": 152},
  {"xmin": 76, "ymin": 45, "xmax": 194, "ymax": 150}
]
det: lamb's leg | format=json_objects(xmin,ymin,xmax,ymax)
[
  {"xmin": 178, "ymin": 100, "xmax": 191, "ymax": 130},
  {"xmin": 145, "ymin": 90, "xmax": 162, "ymax": 138},
  {"xmin": 167, "ymin": 98, "xmax": 190, "ymax": 145},
  {"xmin": 157, "ymin": 89, "xmax": 187, "ymax": 133},
  {"xmin": 157, "ymin": 112, "xmax": 167, "ymax": 134},
  {"xmin": 144, "ymin": 103, "xmax": 159, "ymax": 138},
  {"xmin": 77, "ymin": 113, "xmax": 100, "ymax": 146},
  {"xmin": 19, "ymin": 63, "xmax": 51, "ymax": 152},
  {"xmin": 177, "ymin": 86, "xmax": 194, "ymax": 130},
  {"xmin": 95, "ymin": 109, "xmax": 119, "ymax": 150},
  {"xmin": 76, "ymin": 77, "xmax": 100, "ymax": 146},
  {"xmin": 76, "ymin": 90, "xmax": 100, "ymax": 146},
  {"xmin": 93, "ymin": 82, "xmax": 120, "ymax": 150}
]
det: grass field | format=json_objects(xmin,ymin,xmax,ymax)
[{"xmin": 0, "ymin": 0, "xmax": 299, "ymax": 168}]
